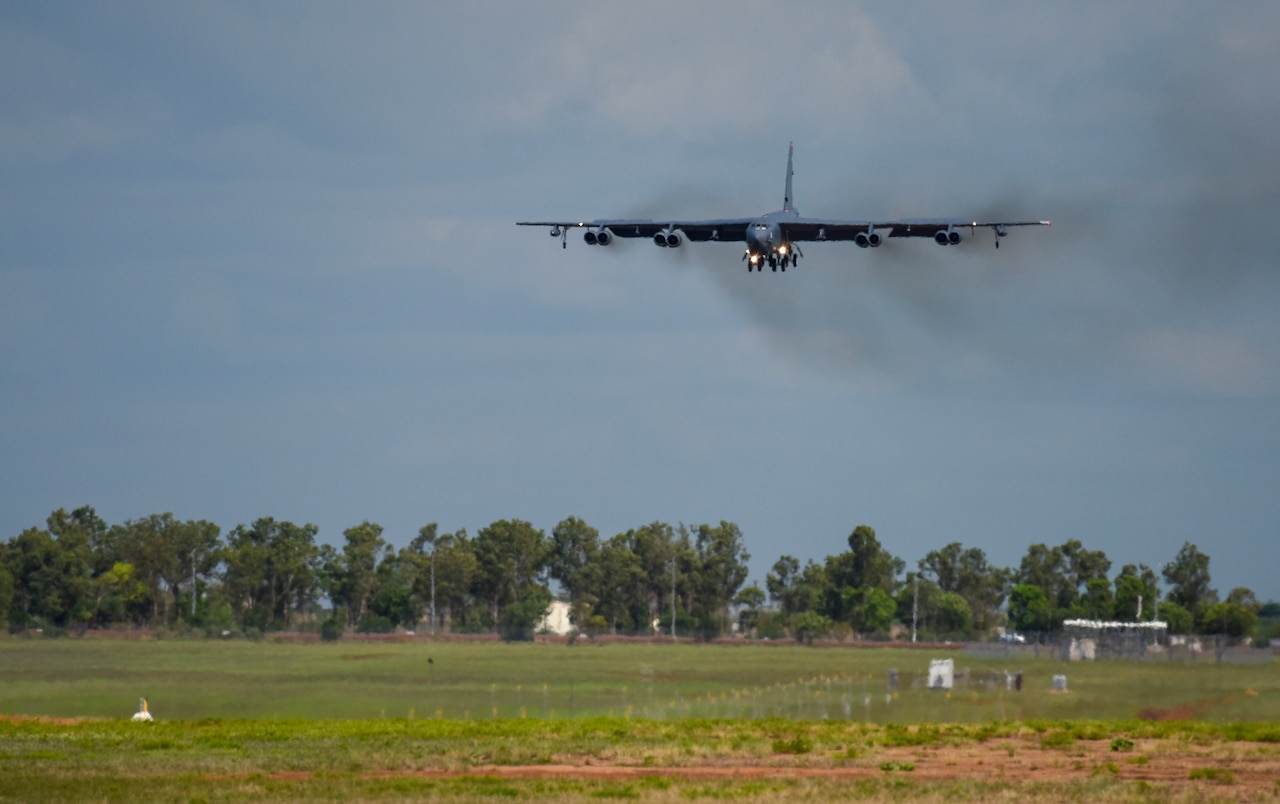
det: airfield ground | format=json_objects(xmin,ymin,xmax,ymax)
[{"xmin": 1, "ymin": 636, "xmax": 1276, "ymax": 800}]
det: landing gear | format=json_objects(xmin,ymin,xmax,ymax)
[{"xmin": 744, "ymin": 250, "xmax": 800, "ymax": 272}]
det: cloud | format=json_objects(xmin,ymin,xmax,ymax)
[
  {"xmin": 1125, "ymin": 330, "xmax": 1278, "ymax": 397},
  {"xmin": 490, "ymin": 2, "xmax": 927, "ymax": 140}
]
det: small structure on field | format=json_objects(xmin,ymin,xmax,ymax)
[
  {"xmin": 927, "ymin": 659, "xmax": 954, "ymax": 690},
  {"xmin": 131, "ymin": 697, "xmax": 153, "ymax": 722},
  {"xmin": 1061, "ymin": 619, "xmax": 1168, "ymax": 660},
  {"xmin": 537, "ymin": 600, "xmax": 573, "ymax": 636}
]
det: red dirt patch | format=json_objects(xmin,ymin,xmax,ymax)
[
  {"xmin": 0, "ymin": 714, "xmax": 92, "ymax": 725},
  {"xmin": 348, "ymin": 738, "xmax": 1280, "ymax": 796}
]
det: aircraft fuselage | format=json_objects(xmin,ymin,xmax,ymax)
[{"xmin": 744, "ymin": 210, "xmax": 797, "ymax": 271}]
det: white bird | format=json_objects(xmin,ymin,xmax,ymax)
[{"xmin": 131, "ymin": 697, "xmax": 153, "ymax": 722}]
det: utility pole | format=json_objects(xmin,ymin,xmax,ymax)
[
  {"xmin": 670, "ymin": 556, "xmax": 676, "ymax": 640},
  {"xmin": 430, "ymin": 542, "xmax": 436, "ymax": 637},
  {"xmin": 911, "ymin": 572, "xmax": 919, "ymax": 644},
  {"xmin": 191, "ymin": 552, "xmax": 197, "ymax": 619},
  {"xmin": 1154, "ymin": 563, "xmax": 1164, "ymax": 623}
]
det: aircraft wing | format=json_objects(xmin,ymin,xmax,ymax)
[
  {"xmin": 517, "ymin": 219, "xmax": 755, "ymax": 242},
  {"xmin": 778, "ymin": 217, "xmax": 1050, "ymax": 241}
]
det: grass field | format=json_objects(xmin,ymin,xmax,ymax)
[
  {"xmin": 2, "ymin": 636, "xmax": 1278, "ymax": 801},
  {"xmin": 1, "ymin": 636, "xmax": 1276, "ymax": 723}
]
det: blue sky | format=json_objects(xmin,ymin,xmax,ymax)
[{"xmin": 3, "ymin": 2, "xmax": 1278, "ymax": 600}]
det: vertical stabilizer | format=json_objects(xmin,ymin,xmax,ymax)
[{"xmin": 783, "ymin": 141, "xmax": 795, "ymax": 212}]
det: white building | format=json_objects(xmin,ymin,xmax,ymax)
[{"xmin": 537, "ymin": 600, "xmax": 573, "ymax": 636}]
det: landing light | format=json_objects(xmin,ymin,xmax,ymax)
[{"xmin": 778, "ymin": 245, "xmax": 788, "ymax": 255}]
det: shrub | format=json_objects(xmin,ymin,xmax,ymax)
[
  {"xmin": 356, "ymin": 615, "xmax": 395, "ymax": 635},
  {"xmin": 771, "ymin": 736, "xmax": 812, "ymax": 755},
  {"xmin": 320, "ymin": 615, "xmax": 344, "ymax": 642},
  {"xmin": 1188, "ymin": 767, "xmax": 1235, "ymax": 784},
  {"xmin": 879, "ymin": 760, "xmax": 915, "ymax": 772}
]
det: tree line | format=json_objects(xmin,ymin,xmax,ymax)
[{"xmin": 1, "ymin": 506, "xmax": 1273, "ymax": 641}]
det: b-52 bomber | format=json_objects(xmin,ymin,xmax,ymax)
[{"xmin": 518, "ymin": 143, "xmax": 1049, "ymax": 272}]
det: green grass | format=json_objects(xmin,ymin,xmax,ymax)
[
  {"xmin": 0, "ymin": 635, "xmax": 1276, "ymax": 723},
  {"xmin": 3, "ymin": 635, "xmax": 1277, "ymax": 799}
]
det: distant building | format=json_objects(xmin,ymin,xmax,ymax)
[{"xmin": 538, "ymin": 600, "xmax": 573, "ymax": 636}]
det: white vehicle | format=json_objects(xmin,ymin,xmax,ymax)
[{"xmin": 999, "ymin": 632, "xmax": 1027, "ymax": 644}]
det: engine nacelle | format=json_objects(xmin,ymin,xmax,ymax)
[
  {"xmin": 584, "ymin": 230, "xmax": 598, "ymax": 245},
  {"xmin": 653, "ymin": 233, "xmax": 668, "ymax": 247},
  {"xmin": 665, "ymin": 232, "xmax": 681, "ymax": 248},
  {"xmin": 595, "ymin": 229, "xmax": 612, "ymax": 246},
  {"xmin": 854, "ymin": 231, "xmax": 882, "ymax": 248},
  {"xmin": 935, "ymin": 229, "xmax": 962, "ymax": 246},
  {"xmin": 948, "ymin": 230, "xmax": 961, "ymax": 245}
]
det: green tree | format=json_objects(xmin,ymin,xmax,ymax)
[
  {"xmin": 766, "ymin": 555, "xmax": 804, "ymax": 617},
  {"xmin": 932, "ymin": 591, "xmax": 973, "ymax": 636},
  {"xmin": 1058, "ymin": 539, "xmax": 1112, "ymax": 615},
  {"xmin": 547, "ymin": 516, "xmax": 601, "ymax": 613},
  {"xmin": 921, "ymin": 542, "xmax": 1010, "ymax": 633},
  {"xmin": 404, "ymin": 523, "xmax": 440, "ymax": 631},
  {"xmin": 4, "ymin": 524, "xmax": 96, "ymax": 629},
  {"xmin": 498, "ymin": 584, "xmax": 553, "ymax": 640},
  {"xmin": 1158, "ymin": 600, "xmax": 1193, "ymax": 634},
  {"xmin": 366, "ymin": 549, "xmax": 419, "ymax": 630},
  {"xmin": 1008, "ymin": 583, "xmax": 1052, "ymax": 633},
  {"xmin": 1163, "ymin": 542, "xmax": 1215, "ymax": 616},
  {"xmin": 430, "ymin": 530, "xmax": 477, "ymax": 631},
  {"xmin": 221, "ymin": 518, "xmax": 320, "ymax": 629},
  {"xmin": 621, "ymin": 522, "xmax": 683, "ymax": 633},
  {"xmin": 472, "ymin": 519, "xmax": 550, "ymax": 631},
  {"xmin": 1226, "ymin": 587, "xmax": 1260, "ymax": 612},
  {"xmin": 94, "ymin": 562, "xmax": 150, "ymax": 625},
  {"xmin": 790, "ymin": 609, "xmax": 833, "ymax": 645},
  {"xmin": 220, "ymin": 523, "xmax": 269, "ymax": 627},
  {"xmin": 735, "ymin": 583, "xmax": 766, "ymax": 635},
  {"xmin": 593, "ymin": 533, "xmax": 644, "ymax": 633},
  {"xmin": 1081, "ymin": 577, "xmax": 1114, "ymax": 620},
  {"xmin": 113, "ymin": 513, "xmax": 219, "ymax": 626},
  {"xmin": 840, "ymin": 525, "xmax": 903, "ymax": 594},
  {"xmin": 1017, "ymin": 543, "xmax": 1064, "ymax": 602},
  {"xmin": 263, "ymin": 521, "xmax": 320, "ymax": 628},
  {"xmin": 1018, "ymin": 539, "xmax": 1111, "ymax": 618},
  {"xmin": 822, "ymin": 525, "xmax": 903, "ymax": 630},
  {"xmin": 851, "ymin": 587, "xmax": 897, "ymax": 635},
  {"xmin": 328, "ymin": 521, "xmax": 388, "ymax": 628},
  {"xmin": 1198, "ymin": 601, "xmax": 1257, "ymax": 638},
  {"xmin": 894, "ymin": 571, "xmax": 941, "ymax": 637},
  {"xmin": 0, "ymin": 564, "xmax": 12, "ymax": 626},
  {"xmin": 1114, "ymin": 564, "xmax": 1158, "ymax": 621},
  {"xmin": 47, "ymin": 507, "xmax": 114, "ymax": 576},
  {"xmin": 689, "ymin": 521, "xmax": 750, "ymax": 638}
]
